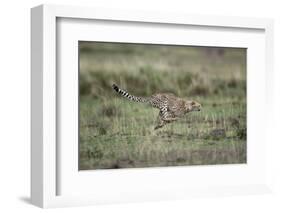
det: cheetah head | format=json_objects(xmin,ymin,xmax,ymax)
[{"xmin": 185, "ymin": 100, "xmax": 202, "ymax": 113}]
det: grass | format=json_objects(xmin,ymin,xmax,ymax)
[{"xmin": 78, "ymin": 42, "xmax": 247, "ymax": 170}]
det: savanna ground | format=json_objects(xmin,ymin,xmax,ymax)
[{"xmin": 79, "ymin": 42, "xmax": 247, "ymax": 170}]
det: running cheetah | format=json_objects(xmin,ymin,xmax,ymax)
[{"xmin": 112, "ymin": 84, "xmax": 202, "ymax": 129}]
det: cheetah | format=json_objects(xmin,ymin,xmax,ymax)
[{"xmin": 112, "ymin": 84, "xmax": 202, "ymax": 129}]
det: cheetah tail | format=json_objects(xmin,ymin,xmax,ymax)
[{"xmin": 112, "ymin": 84, "xmax": 148, "ymax": 103}]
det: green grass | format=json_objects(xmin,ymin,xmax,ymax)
[{"xmin": 78, "ymin": 42, "xmax": 247, "ymax": 170}]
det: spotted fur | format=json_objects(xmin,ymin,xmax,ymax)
[{"xmin": 112, "ymin": 84, "xmax": 202, "ymax": 129}]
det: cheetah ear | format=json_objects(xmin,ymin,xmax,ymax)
[{"xmin": 191, "ymin": 101, "xmax": 196, "ymax": 105}]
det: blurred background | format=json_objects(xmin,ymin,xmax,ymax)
[
  {"xmin": 79, "ymin": 42, "xmax": 246, "ymax": 99},
  {"xmin": 79, "ymin": 42, "xmax": 246, "ymax": 170}
]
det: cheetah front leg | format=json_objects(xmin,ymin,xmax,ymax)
[
  {"xmin": 154, "ymin": 110, "xmax": 167, "ymax": 130},
  {"xmin": 154, "ymin": 104, "xmax": 177, "ymax": 129},
  {"xmin": 154, "ymin": 119, "xmax": 165, "ymax": 130},
  {"xmin": 154, "ymin": 103, "xmax": 168, "ymax": 130},
  {"xmin": 160, "ymin": 103, "xmax": 178, "ymax": 123},
  {"xmin": 154, "ymin": 113, "xmax": 178, "ymax": 130}
]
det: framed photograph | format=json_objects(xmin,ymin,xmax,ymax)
[{"xmin": 31, "ymin": 4, "xmax": 274, "ymax": 208}]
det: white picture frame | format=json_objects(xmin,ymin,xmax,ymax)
[{"xmin": 31, "ymin": 4, "xmax": 274, "ymax": 208}]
